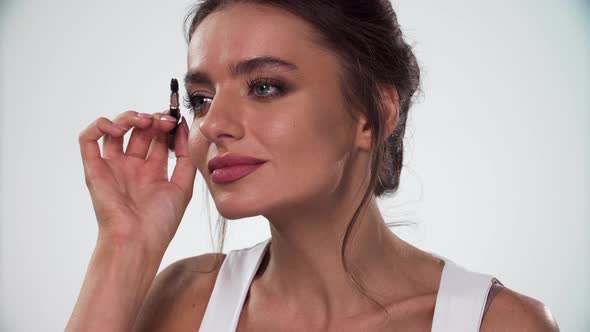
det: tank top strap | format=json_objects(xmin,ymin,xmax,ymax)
[
  {"xmin": 198, "ymin": 238, "xmax": 271, "ymax": 332},
  {"xmin": 430, "ymin": 255, "xmax": 498, "ymax": 332}
]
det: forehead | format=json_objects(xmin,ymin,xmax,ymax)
[{"xmin": 187, "ymin": 3, "xmax": 319, "ymax": 70}]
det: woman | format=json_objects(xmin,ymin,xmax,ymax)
[{"xmin": 66, "ymin": 1, "xmax": 559, "ymax": 331}]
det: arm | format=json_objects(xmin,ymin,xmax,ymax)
[
  {"xmin": 71, "ymin": 107, "xmax": 196, "ymax": 330},
  {"xmin": 65, "ymin": 240, "xmax": 164, "ymax": 332}
]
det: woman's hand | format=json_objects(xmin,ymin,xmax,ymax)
[{"xmin": 78, "ymin": 110, "xmax": 197, "ymax": 256}]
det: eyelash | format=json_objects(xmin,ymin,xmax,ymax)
[{"xmin": 183, "ymin": 77, "xmax": 287, "ymax": 116}]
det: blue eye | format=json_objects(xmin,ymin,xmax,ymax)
[
  {"xmin": 183, "ymin": 77, "xmax": 287, "ymax": 116},
  {"xmin": 183, "ymin": 94, "xmax": 212, "ymax": 115},
  {"xmin": 248, "ymin": 77, "xmax": 286, "ymax": 98}
]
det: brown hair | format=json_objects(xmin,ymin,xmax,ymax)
[{"xmin": 183, "ymin": 0, "xmax": 421, "ymax": 321}]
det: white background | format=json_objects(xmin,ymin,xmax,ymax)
[{"xmin": 1, "ymin": 0, "xmax": 588, "ymax": 330}]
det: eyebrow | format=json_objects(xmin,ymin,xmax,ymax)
[{"xmin": 183, "ymin": 55, "xmax": 298, "ymax": 89}]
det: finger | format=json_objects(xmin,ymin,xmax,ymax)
[
  {"xmin": 125, "ymin": 112, "xmax": 168, "ymax": 159},
  {"xmin": 146, "ymin": 113, "xmax": 179, "ymax": 163},
  {"xmin": 103, "ymin": 110, "xmax": 154, "ymax": 158},
  {"xmin": 79, "ymin": 117, "xmax": 127, "ymax": 162},
  {"xmin": 170, "ymin": 116, "xmax": 198, "ymax": 198},
  {"xmin": 174, "ymin": 116, "xmax": 191, "ymax": 159},
  {"xmin": 78, "ymin": 117, "xmax": 130, "ymax": 187}
]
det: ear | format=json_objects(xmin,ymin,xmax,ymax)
[{"xmin": 356, "ymin": 85, "xmax": 400, "ymax": 151}]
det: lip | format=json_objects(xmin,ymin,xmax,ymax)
[
  {"xmin": 208, "ymin": 153, "xmax": 267, "ymax": 173},
  {"xmin": 208, "ymin": 153, "xmax": 267, "ymax": 184},
  {"xmin": 210, "ymin": 163, "xmax": 265, "ymax": 184}
]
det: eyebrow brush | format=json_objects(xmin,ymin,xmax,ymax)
[{"xmin": 168, "ymin": 78, "xmax": 181, "ymax": 151}]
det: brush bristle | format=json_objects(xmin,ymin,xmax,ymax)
[{"xmin": 170, "ymin": 78, "xmax": 179, "ymax": 93}]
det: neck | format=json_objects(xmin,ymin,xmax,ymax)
[{"xmin": 257, "ymin": 192, "xmax": 409, "ymax": 323}]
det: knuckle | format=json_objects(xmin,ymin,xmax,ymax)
[
  {"xmin": 84, "ymin": 175, "xmax": 93, "ymax": 189},
  {"xmin": 117, "ymin": 110, "xmax": 138, "ymax": 121},
  {"xmin": 83, "ymin": 168, "xmax": 95, "ymax": 187},
  {"xmin": 96, "ymin": 117, "xmax": 110, "ymax": 127}
]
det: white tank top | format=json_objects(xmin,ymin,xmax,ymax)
[{"xmin": 198, "ymin": 238, "xmax": 501, "ymax": 331}]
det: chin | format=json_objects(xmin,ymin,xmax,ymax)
[
  {"xmin": 212, "ymin": 195, "xmax": 267, "ymax": 220},
  {"xmin": 217, "ymin": 208, "xmax": 261, "ymax": 220}
]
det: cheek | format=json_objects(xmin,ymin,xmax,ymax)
[
  {"xmin": 187, "ymin": 124, "xmax": 209, "ymax": 174},
  {"xmin": 257, "ymin": 104, "xmax": 352, "ymax": 193}
]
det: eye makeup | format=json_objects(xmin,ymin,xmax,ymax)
[{"xmin": 183, "ymin": 76, "xmax": 290, "ymax": 116}]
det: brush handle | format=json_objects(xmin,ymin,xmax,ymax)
[{"xmin": 168, "ymin": 87, "xmax": 181, "ymax": 151}]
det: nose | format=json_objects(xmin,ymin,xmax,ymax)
[{"xmin": 198, "ymin": 90, "xmax": 245, "ymax": 144}]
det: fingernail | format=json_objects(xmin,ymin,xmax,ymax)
[
  {"xmin": 160, "ymin": 114, "xmax": 177, "ymax": 122},
  {"xmin": 181, "ymin": 116, "xmax": 189, "ymax": 132},
  {"xmin": 137, "ymin": 112, "xmax": 153, "ymax": 119}
]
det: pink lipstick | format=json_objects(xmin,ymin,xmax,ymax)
[
  {"xmin": 211, "ymin": 163, "xmax": 265, "ymax": 184},
  {"xmin": 208, "ymin": 153, "xmax": 267, "ymax": 184}
]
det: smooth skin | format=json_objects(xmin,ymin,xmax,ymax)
[{"xmin": 67, "ymin": 2, "xmax": 559, "ymax": 332}]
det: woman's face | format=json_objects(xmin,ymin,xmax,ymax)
[{"xmin": 186, "ymin": 3, "xmax": 366, "ymax": 220}]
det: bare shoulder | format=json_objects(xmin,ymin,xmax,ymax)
[
  {"xmin": 132, "ymin": 252, "xmax": 227, "ymax": 332},
  {"xmin": 480, "ymin": 285, "xmax": 560, "ymax": 332}
]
